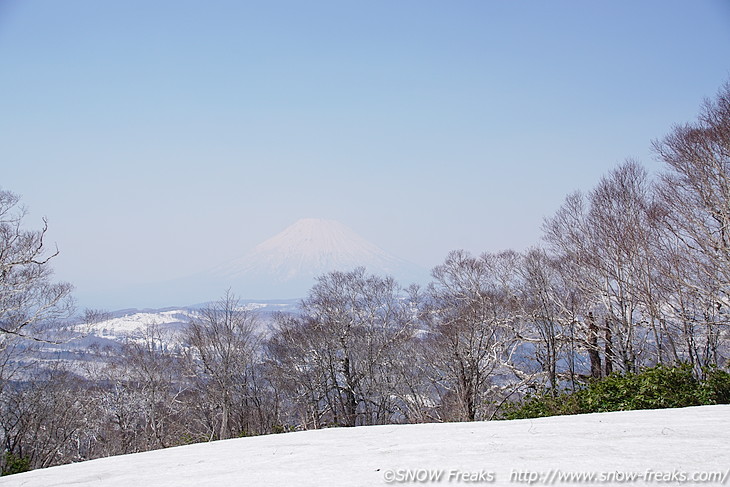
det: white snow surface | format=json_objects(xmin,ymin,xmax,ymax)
[
  {"xmin": 4, "ymin": 405, "xmax": 729, "ymax": 487},
  {"xmin": 76, "ymin": 310, "xmax": 194, "ymax": 341},
  {"xmin": 74, "ymin": 303, "xmax": 290, "ymax": 344}
]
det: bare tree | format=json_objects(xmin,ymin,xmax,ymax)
[
  {"xmin": 0, "ymin": 189, "xmax": 73, "ymax": 341},
  {"xmin": 543, "ymin": 161, "xmax": 662, "ymax": 376},
  {"xmin": 542, "ymin": 190, "xmax": 605, "ymax": 379},
  {"xmin": 266, "ymin": 313, "xmax": 336, "ymax": 430},
  {"xmin": 585, "ymin": 161, "xmax": 658, "ymax": 373},
  {"xmin": 0, "ymin": 364, "xmax": 95, "ymax": 471},
  {"xmin": 425, "ymin": 250, "xmax": 520, "ymax": 421},
  {"xmin": 516, "ymin": 248, "xmax": 583, "ymax": 392},
  {"xmin": 90, "ymin": 324, "xmax": 189, "ymax": 455},
  {"xmin": 184, "ymin": 291, "xmax": 260, "ymax": 440},
  {"xmin": 652, "ymin": 82, "xmax": 730, "ymax": 370},
  {"xmin": 267, "ymin": 268, "xmax": 418, "ymax": 428}
]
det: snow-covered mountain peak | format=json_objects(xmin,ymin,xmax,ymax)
[
  {"xmin": 206, "ymin": 218, "xmax": 427, "ymax": 297},
  {"xmin": 249, "ymin": 218, "xmax": 392, "ymax": 262}
]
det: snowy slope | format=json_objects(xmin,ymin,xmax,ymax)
[
  {"xmin": 76, "ymin": 301, "xmax": 298, "ymax": 342},
  {"xmin": 76, "ymin": 310, "xmax": 194, "ymax": 342},
  {"xmin": 4, "ymin": 405, "xmax": 729, "ymax": 487}
]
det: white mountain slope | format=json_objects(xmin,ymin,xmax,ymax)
[
  {"xmin": 206, "ymin": 218, "xmax": 427, "ymax": 298},
  {"xmin": 75, "ymin": 309, "xmax": 194, "ymax": 342},
  {"xmin": 75, "ymin": 301, "xmax": 298, "ymax": 342},
  {"xmin": 6, "ymin": 405, "xmax": 729, "ymax": 487}
]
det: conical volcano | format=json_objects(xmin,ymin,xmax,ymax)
[{"xmin": 208, "ymin": 218, "xmax": 426, "ymax": 298}]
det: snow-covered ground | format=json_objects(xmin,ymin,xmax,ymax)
[
  {"xmin": 76, "ymin": 310, "xmax": 194, "ymax": 342},
  {"xmin": 71, "ymin": 301, "xmax": 298, "ymax": 343},
  {"xmin": 3, "ymin": 405, "xmax": 729, "ymax": 486}
]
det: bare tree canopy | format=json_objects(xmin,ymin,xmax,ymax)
[
  {"xmin": 184, "ymin": 291, "xmax": 262, "ymax": 440},
  {"xmin": 0, "ymin": 189, "xmax": 73, "ymax": 341},
  {"xmin": 268, "ymin": 268, "xmax": 420, "ymax": 428},
  {"xmin": 654, "ymin": 82, "xmax": 730, "ymax": 303}
]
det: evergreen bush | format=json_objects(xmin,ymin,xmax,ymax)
[
  {"xmin": 1, "ymin": 453, "xmax": 31, "ymax": 476},
  {"xmin": 501, "ymin": 364, "xmax": 730, "ymax": 420}
]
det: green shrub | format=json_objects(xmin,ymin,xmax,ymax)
[
  {"xmin": 700, "ymin": 366, "xmax": 730, "ymax": 404},
  {"xmin": 583, "ymin": 363, "xmax": 702, "ymax": 412},
  {"xmin": 1, "ymin": 453, "xmax": 31, "ymax": 476},
  {"xmin": 271, "ymin": 424, "xmax": 294, "ymax": 434},
  {"xmin": 501, "ymin": 364, "xmax": 730, "ymax": 420},
  {"xmin": 501, "ymin": 389, "xmax": 581, "ymax": 419}
]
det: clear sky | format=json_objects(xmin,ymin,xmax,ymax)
[{"xmin": 2, "ymin": 1, "xmax": 730, "ymax": 309}]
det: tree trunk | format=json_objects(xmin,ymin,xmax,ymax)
[
  {"xmin": 587, "ymin": 313, "xmax": 602, "ymax": 379},
  {"xmin": 219, "ymin": 396, "xmax": 230, "ymax": 440},
  {"xmin": 604, "ymin": 320, "xmax": 614, "ymax": 376},
  {"xmin": 342, "ymin": 356, "xmax": 358, "ymax": 427}
]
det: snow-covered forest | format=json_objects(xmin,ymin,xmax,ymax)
[{"xmin": 1, "ymin": 82, "xmax": 730, "ymax": 474}]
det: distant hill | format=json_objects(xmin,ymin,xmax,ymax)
[
  {"xmin": 28, "ymin": 300, "xmax": 300, "ymax": 376},
  {"xmin": 74, "ymin": 300, "xmax": 300, "ymax": 343}
]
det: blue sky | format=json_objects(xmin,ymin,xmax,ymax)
[{"xmin": 2, "ymin": 1, "xmax": 730, "ymax": 309}]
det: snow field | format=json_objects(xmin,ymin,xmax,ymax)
[{"xmin": 3, "ymin": 405, "xmax": 728, "ymax": 487}]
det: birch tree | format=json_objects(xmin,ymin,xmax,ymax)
[
  {"xmin": 185, "ymin": 292, "xmax": 260, "ymax": 440},
  {"xmin": 268, "ymin": 268, "xmax": 418, "ymax": 428},
  {"xmin": 652, "ymin": 82, "xmax": 730, "ymax": 370},
  {"xmin": 0, "ymin": 189, "xmax": 73, "ymax": 341},
  {"xmin": 425, "ymin": 250, "xmax": 520, "ymax": 421}
]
